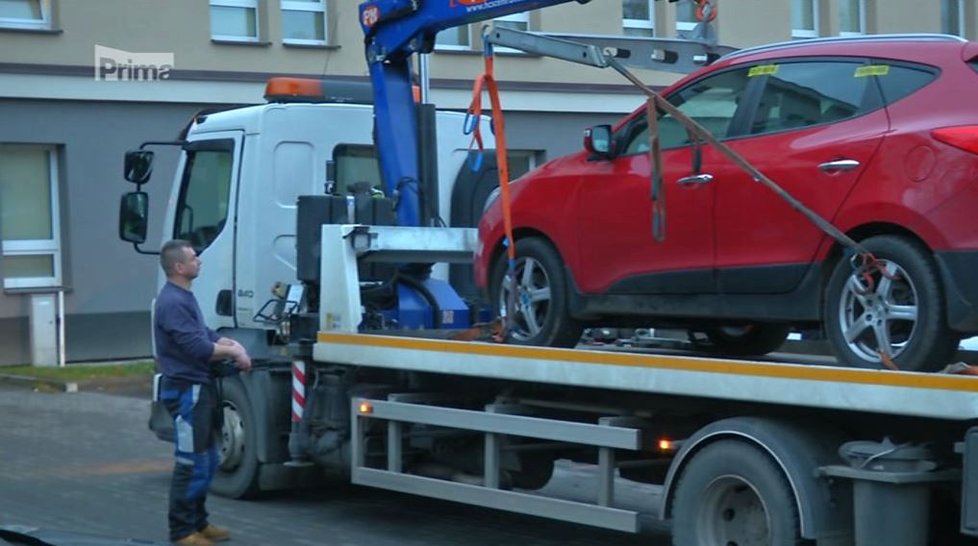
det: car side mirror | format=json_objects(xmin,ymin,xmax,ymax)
[
  {"xmin": 584, "ymin": 125, "xmax": 613, "ymax": 157},
  {"xmin": 124, "ymin": 150, "xmax": 154, "ymax": 184},
  {"xmin": 119, "ymin": 191, "xmax": 149, "ymax": 244}
]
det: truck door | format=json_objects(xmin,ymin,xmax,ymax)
[{"xmin": 170, "ymin": 133, "xmax": 242, "ymax": 329}]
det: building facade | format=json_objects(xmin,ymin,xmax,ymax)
[{"xmin": 0, "ymin": 0, "xmax": 974, "ymax": 365}]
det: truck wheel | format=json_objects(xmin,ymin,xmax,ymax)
[
  {"xmin": 490, "ymin": 237, "xmax": 582, "ymax": 347},
  {"xmin": 210, "ymin": 377, "xmax": 260, "ymax": 499},
  {"xmin": 672, "ymin": 440, "xmax": 802, "ymax": 546},
  {"xmin": 700, "ymin": 324, "xmax": 790, "ymax": 356},
  {"xmin": 824, "ymin": 235, "xmax": 957, "ymax": 372}
]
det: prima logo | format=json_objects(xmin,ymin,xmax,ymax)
[{"xmin": 94, "ymin": 45, "xmax": 174, "ymax": 81}]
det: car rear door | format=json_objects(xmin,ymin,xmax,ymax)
[{"xmin": 712, "ymin": 59, "xmax": 888, "ymax": 294}]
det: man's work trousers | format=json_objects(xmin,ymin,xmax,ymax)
[{"xmin": 161, "ymin": 380, "xmax": 220, "ymax": 542}]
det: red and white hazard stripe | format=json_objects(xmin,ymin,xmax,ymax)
[{"xmin": 292, "ymin": 360, "xmax": 306, "ymax": 423}]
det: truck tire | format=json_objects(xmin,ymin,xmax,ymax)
[
  {"xmin": 672, "ymin": 440, "xmax": 802, "ymax": 546},
  {"xmin": 490, "ymin": 237, "xmax": 582, "ymax": 347},
  {"xmin": 824, "ymin": 235, "xmax": 957, "ymax": 372},
  {"xmin": 210, "ymin": 377, "xmax": 261, "ymax": 499}
]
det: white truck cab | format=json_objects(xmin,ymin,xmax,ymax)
[{"xmin": 123, "ymin": 78, "xmax": 495, "ymax": 341}]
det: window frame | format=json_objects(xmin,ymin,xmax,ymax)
[
  {"xmin": 281, "ymin": 0, "xmax": 327, "ymax": 46},
  {"xmin": 490, "ymin": 11, "xmax": 530, "ymax": 54},
  {"xmin": 436, "ymin": 11, "xmax": 531, "ymax": 52},
  {"xmin": 1, "ymin": 145, "xmax": 61, "ymax": 290},
  {"xmin": 617, "ymin": 66, "xmax": 757, "ymax": 156},
  {"xmin": 791, "ymin": 0, "xmax": 820, "ymax": 39},
  {"xmin": 622, "ymin": 0, "xmax": 655, "ymax": 37},
  {"xmin": 745, "ymin": 59, "xmax": 883, "ymax": 137},
  {"xmin": 434, "ymin": 24, "xmax": 473, "ymax": 50},
  {"xmin": 173, "ymin": 139, "xmax": 236, "ymax": 253},
  {"xmin": 0, "ymin": 0, "xmax": 51, "ymax": 31},
  {"xmin": 675, "ymin": 0, "xmax": 697, "ymax": 35},
  {"xmin": 838, "ymin": 0, "xmax": 866, "ymax": 36},
  {"xmin": 210, "ymin": 0, "xmax": 260, "ymax": 43},
  {"xmin": 942, "ymin": 0, "xmax": 966, "ymax": 37}
]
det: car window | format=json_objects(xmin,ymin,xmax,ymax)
[
  {"xmin": 749, "ymin": 61, "xmax": 874, "ymax": 135},
  {"xmin": 874, "ymin": 63, "xmax": 938, "ymax": 106},
  {"xmin": 622, "ymin": 68, "xmax": 751, "ymax": 155}
]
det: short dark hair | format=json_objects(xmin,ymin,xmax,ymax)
[{"xmin": 160, "ymin": 239, "xmax": 192, "ymax": 276}]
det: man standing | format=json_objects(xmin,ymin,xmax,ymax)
[{"xmin": 155, "ymin": 239, "xmax": 252, "ymax": 546}]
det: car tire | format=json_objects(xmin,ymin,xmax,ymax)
[
  {"xmin": 672, "ymin": 440, "xmax": 802, "ymax": 546},
  {"xmin": 824, "ymin": 235, "xmax": 957, "ymax": 372},
  {"xmin": 490, "ymin": 237, "xmax": 582, "ymax": 347},
  {"xmin": 700, "ymin": 324, "xmax": 791, "ymax": 356},
  {"xmin": 210, "ymin": 377, "xmax": 261, "ymax": 499}
]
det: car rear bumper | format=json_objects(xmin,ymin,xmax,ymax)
[{"xmin": 935, "ymin": 250, "xmax": 978, "ymax": 332}]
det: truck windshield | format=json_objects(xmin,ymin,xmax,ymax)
[{"xmin": 174, "ymin": 139, "xmax": 234, "ymax": 252}]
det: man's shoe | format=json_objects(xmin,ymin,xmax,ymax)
[
  {"xmin": 173, "ymin": 532, "xmax": 213, "ymax": 546},
  {"xmin": 198, "ymin": 524, "xmax": 230, "ymax": 542}
]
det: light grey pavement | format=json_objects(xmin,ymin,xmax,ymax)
[{"xmin": 0, "ymin": 385, "xmax": 672, "ymax": 546}]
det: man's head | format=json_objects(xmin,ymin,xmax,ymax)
[{"xmin": 160, "ymin": 239, "xmax": 201, "ymax": 283}]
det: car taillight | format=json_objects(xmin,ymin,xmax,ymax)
[{"xmin": 932, "ymin": 126, "xmax": 978, "ymax": 155}]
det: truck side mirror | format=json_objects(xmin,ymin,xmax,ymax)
[
  {"xmin": 124, "ymin": 150, "xmax": 154, "ymax": 184},
  {"xmin": 584, "ymin": 125, "xmax": 612, "ymax": 157},
  {"xmin": 119, "ymin": 191, "xmax": 149, "ymax": 244}
]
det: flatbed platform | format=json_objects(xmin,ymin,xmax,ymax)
[{"xmin": 315, "ymin": 331, "xmax": 978, "ymax": 421}]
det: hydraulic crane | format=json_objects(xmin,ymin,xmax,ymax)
[
  {"xmin": 357, "ymin": 0, "xmax": 599, "ymax": 227},
  {"xmin": 357, "ymin": 0, "xmax": 725, "ymax": 229}
]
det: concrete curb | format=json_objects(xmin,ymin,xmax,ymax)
[
  {"xmin": 0, "ymin": 373, "xmax": 78, "ymax": 392},
  {"xmin": 0, "ymin": 373, "xmax": 151, "ymax": 395}
]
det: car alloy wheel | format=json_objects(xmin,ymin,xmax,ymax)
[
  {"xmin": 824, "ymin": 235, "xmax": 957, "ymax": 372},
  {"xmin": 836, "ymin": 259, "xmax": 918, "ymax": 362},
  {"xmin": 490, "ymin": 237, "xmax": 582, "ymax": 347}
]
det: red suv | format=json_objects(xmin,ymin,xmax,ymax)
[{"xmin": 475, "ymin": 34, "xmax": 978, "ymax": 372}]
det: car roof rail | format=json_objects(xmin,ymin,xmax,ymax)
[{"xmin": 720, "ymin": 33, "xmax": 968, "ymax": 62}]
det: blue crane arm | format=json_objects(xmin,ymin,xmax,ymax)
[{"xmin": 358, "ymin": 0, "xmax": 591, "ymax": 227}]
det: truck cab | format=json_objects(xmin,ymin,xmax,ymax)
[{"xmin": 121, "ymin": 78, "xmax": 496, "ymax": 354}]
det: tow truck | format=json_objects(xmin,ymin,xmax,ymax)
[{"xmin": 116, "ymin": 1, "xmax": 978, "ymax": 545}]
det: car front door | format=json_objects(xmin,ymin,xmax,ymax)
[
  {"xmin": 712, "ymin": 59, "xmax": 887, "ymax": 294},
  {"xmin": 574, "ymin": 67, "xmax": 757, "ymax": 295}
]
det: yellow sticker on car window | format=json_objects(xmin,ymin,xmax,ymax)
[
  {"xmin": 748, "ymin": 65, "xmax": 779, "ymax": 77},
  {"xmin": 854, "ymin": 65, "xmax": 890, "ymax": 77}
]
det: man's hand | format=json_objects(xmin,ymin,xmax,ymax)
[
  {"xmin": 235, "ymin": 349, "xmax": 253, "ymax": 372},
  {"xmin": 213, "ymin": 338, "xmax": 252, "ymax": 372}
]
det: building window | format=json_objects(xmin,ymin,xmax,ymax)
[
  {"xmin": 491, "ymin": 11, "xmax": 529, "ymax": 53},
  {"xmin": 435, "ymin": 24, "xmax": 471, "ymax": 49},
  {"xmin": 623, "ymin": 0, "xmax": 654, "ymax": 37},
  {"xmin": 943, "ymin": 0, "xmax": 965, "ymax": 37},
  {"xmin": 0, "ymin": 145, "xmax": 61, "ymax": 289},
  {"xmin": 675, "ymin": 0, "xmax": 697, "ymax": 35},
  {"xmin": 436, "ymin": 11, "xmax": 529, "ymax": 51},
  {"xmin": 282, "ymin": 0, "xmax": 326, "ymax": 45},
  {"xmin": 0, "ymin": 0, "xmax": 51, "ymax": 30},
  {"xmin": 792, "ymin": 0, "xmax": 819, "ymax": 38},
  {"xmin": 210, "ymin": 0, "xmax": 259, "ymax": 42},
  {"xmin": 507, "ymin": 150, "xmax": 541, "ymax": 180},
  {"xmin": 839, "ymin": 0, "xmax": 865, "ymax": 35}
]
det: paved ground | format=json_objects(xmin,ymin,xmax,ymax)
[{"xmin": 0, "ymin": 385, "xmax": 672, "ymax": 545}]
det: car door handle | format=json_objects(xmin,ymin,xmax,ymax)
[
  {"xmin": 676, "ymin": 173, "xmax": 714, "ymax": 185},
  {"xmin": 818, "ymin": 159, "xmax": 860, "ymax": 173}
]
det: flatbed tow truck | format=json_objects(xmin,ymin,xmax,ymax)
[
  {"xmin": 305, "ymin": 223, "xmax": 978, "ymax": 546},
  {"xmin": 117, "ymin": 1, "xmax": 978, "ymax": 544}
]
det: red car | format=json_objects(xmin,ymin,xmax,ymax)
[{"xmin": 475, "ymin": 34, "xmax": 978, "ymax": 372}]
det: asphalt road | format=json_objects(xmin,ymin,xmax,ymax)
[{"xmin": 0, "ymin": 385, "xmax": 672, "ymax": 545}]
